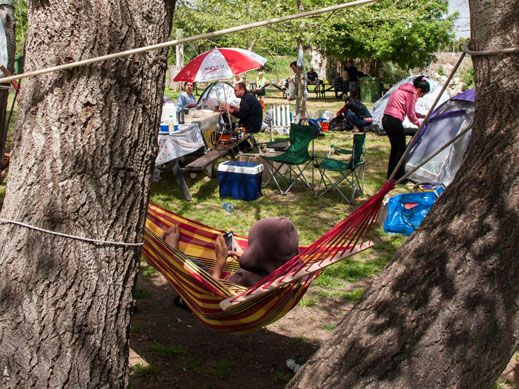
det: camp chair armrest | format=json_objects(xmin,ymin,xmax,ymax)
[{"xmin": 332, "ymin": 145, "xmax": 353, "ymax": 155}]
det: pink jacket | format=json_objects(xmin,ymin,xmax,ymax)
[{"xmin": 383, "ymin": 83, "xmax": 423, "ymax": 126}]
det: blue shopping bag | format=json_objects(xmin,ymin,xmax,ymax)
[{"xmin": 384, "ymin": 191, "xmax": 441, "ymax": 236}]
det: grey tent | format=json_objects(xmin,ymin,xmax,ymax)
[
  {"xmin": 370, "ymin": 76, "xmax": 451, "ymax": 134},
  {"xmin": 405, "ymin": 89, "xmax": 475, "ymax": 186}
]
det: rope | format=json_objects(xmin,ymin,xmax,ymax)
[
  {"xmin": 0, "ymin": 0, "xmax": 378, "ymax": 85},
  {"xmin": 0, "ymin": 218, "xmax": 143, "ymax": 247},
  {"xmin": 463, "ymin": 45, "xmax": 519, "ymax": 56}
]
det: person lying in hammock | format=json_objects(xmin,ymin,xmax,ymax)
[{"xmin": 162, "ymin": 217, "xmax": 299, "ymax": 288}]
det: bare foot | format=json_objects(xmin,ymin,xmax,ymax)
[{"xmin": 161, "ymin": 225, "xmax": 180, "ymax": 250}]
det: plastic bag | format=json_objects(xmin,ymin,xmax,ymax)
[{"xmin": 384, "ymin": 191, "xmax": 439, "ymax": 236}]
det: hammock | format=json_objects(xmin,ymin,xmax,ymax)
[{"xmin": 143, "ymin": 181, "xmax": 395, "ymax": 333}]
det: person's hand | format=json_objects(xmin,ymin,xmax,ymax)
[
  {"xmin": 215, "ymin": 234, "xmax": 228, "ymax": 260},
  {"xmin": 229, "ymin": 241, "xmax": 244, "ymax": 257},
  {"xmin": 365, "ymin": 117, "xmax": 373, "ymax": 123}
]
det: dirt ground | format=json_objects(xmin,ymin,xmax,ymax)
[
  {"xmin": 129, "ymin": 270, "xmax": 518, "ymax": 389},
  {"xmin": 129, "ymin": 269, "xmax": 361, "ymax": 388}
]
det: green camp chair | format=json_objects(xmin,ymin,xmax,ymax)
[
  {"xmin": 315, "ymin": 132, "xmax": 366, "ymax": 203},
  {"xmin": 263, "ymin": 123, "xmax": 316, "ymax": 195}
]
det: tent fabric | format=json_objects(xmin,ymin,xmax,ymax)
[
  {"xmin": 371, "ymin": 76, "xmax": 451, "ymax": 132},
  {"xmin": 405, "ymin": 89, "xmax": 475, "ymax": 186}
]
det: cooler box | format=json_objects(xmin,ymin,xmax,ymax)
[{"xmin": 218, "ymin": 161, "xmax": 263, "ymax": 201}]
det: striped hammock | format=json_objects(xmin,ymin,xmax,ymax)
[{"xmin": 143, "ymin": 181, "xmax": 395, "ymax": 333}]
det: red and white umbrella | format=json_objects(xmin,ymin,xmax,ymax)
[{"xmin": 173, "ymin": 47, "xmax": 266, "ymax": 83}]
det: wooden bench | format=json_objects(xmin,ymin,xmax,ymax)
[{"xmin": 184, "ymin": 134, "xmax": 253, "ymax": 172}]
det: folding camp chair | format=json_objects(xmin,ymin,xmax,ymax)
[
  {"xmin": 315, "ymin": 132, "xmax": 366, "ymax": 203},
  {"xmin": 263, "ymin": 123, "xmax": 316, "ymax": 195}
]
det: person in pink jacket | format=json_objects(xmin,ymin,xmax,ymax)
[{"xmin": 382, "ymin": 76, "xmax": 430, "ymax": 180}]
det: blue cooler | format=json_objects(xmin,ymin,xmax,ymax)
[{"xmin": 218, "ymin": 161, "xmax": 264, "ymax": 201}]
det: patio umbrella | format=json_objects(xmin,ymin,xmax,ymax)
[{"xmin": 173, "ymin": 47, "xmax": 266, "ymax": 83}]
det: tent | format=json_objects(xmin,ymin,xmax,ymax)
[
  {"xmin": 370, "ymin": 76, "xmax": 451, "ymax": 134},
  {"xmin": 405, "ymin": 89, "xmax": 475, "ymax": 186}
]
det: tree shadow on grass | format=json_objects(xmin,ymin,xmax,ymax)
[{"xmin": 130, "ymin": 271, "xmax": 319, "ymax": 389}]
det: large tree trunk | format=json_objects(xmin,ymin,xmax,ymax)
[
  {"xmin": 288, "ymin": 2, "xmax": 518, "ymax": 388},
  {"xmin": 0, "ymin": 0, "xmax": 175, "ymax": 387}
]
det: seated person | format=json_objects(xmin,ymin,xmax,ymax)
[
  {"xmin": 162, "ymin": 217, "xmax": 299, "ymax": 288},
  {"xmin": 330, "ymin": 92, "xmax": 372, "ymax": 132},
  {"xmin": 176, "ymin": 82, "xmax": 197, "ymax": 112},
  {"xmin": 255, "ymin": 71, "xmax": 267, "ymax": 97},
  {"xmin": 220, "ymin": 82, "xmax": 263, "ymax": 133},
  {"xmin": 306, "ymin": 67, "xmax": 319, "ymax": 85}
]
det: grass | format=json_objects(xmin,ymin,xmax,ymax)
[
  {"xmin": 149, "ymin": 342, "xmax": 184, "ymax": 359},
  {"xmin": 299, "ymin": 297, "xmax": 317, "ymax": 307},
  {"xmin": 179, "ymin": 357, "xmax": 235, "ymax": 379},
  {"xmin": 133, "ymin": 287, "xmax": 150, "ymax": 300},
  {"xmin": 323, "ymin": 323, "xmax": 336, "ymax": 332},
  {"xmin": 131, "ymin": 321, "xmax": 144, "ymax": 336},
  {"xmin": 132, "ymin": 363, "xmax": 161, "ymax": 379}
]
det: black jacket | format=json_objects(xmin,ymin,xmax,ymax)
[{"xmin": 232, "ymin": 91, "xmax": 263, "ymax": 133}]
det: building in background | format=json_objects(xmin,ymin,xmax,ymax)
[{"xmin": 449, "ymin": 0, "xmax": 470, "ymax": 39}]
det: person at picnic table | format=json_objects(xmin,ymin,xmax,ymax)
[
  {"xmin": 161, "ymin": 217, "xmax": 299, "ymax": 287},
  {"xmin": 332, "ymin": 92, "xmax": 372, "ymax": 131},
  {"xmin": 306, "ymin": 67, "xmax": 319, "ymax": 85},
  {"xmin": 344, "ymin": 62, "xmax": 366, "ymax": 99},
  {"xmin": 220, "ymin": 82, "xmax": 263, "ymax": 133},
  {"xmin": 176, "ymin": 82, "xmax": 197, "ymax": 112},
  {"xmin": 382, "ymin": 75, "xmax": 431, "ymax": 180},
  {"xmin": 255, "ymin": 70, "xmax": 267, "ymax": 97}
]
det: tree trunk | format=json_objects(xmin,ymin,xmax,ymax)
[
  {"xmin": 0, "ymin": 0, "xmax": 175, "ymax": 387},
  {"xmin": 288, "ymin": 2, "xmax": 518, "ymax": 388},
  {"xmin": 0, "ymin": 0, "xmax": 15, "ymax": 176}
]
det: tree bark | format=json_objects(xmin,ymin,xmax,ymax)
[
  {"xmin": 288, "ymin": 2, "xmax": 519, "ymax": 388},
  {"xmin": 0, "ymin": 0, "xmax": 175, "ymax": 387}
]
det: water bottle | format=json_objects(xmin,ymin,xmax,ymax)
[
  {"xmin": 167, "ymin": 114, "xmax": 176, "ymax": 134},
  {"xmin": 222, "ymin": 202, "xmax": 234, "ymax": 213},
  {"xmin": 286, "ymin": 359, "xmax": 301, "ymax": 373}
]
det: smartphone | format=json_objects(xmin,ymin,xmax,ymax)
[{"xmin": 223, "ymin": 231, "xmax": 234, "ymax": 251}]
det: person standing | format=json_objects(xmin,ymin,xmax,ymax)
[{"xmin": 382, "ymin": 76, "xmax": 431, "ymax": 180}]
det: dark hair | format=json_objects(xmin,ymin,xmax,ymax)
[
  {"xmin": 235, "ymin": 82, "xmax": 247, "ymax": 91},
  {"xmin": 413, "ymin": 76, "xmax": 430, "ymax": 94},
  {"xmin": 290, "ymin": 61, "xmax": 297, "ymax": 68}
]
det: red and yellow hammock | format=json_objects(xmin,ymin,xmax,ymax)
[{"xmin": 143, "ymin": 181, "xmax": 395, "ymax": 333}]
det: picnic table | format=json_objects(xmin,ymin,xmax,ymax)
[{"xmin": 155, "ymin": 108, "xmax": 254, "ymax": 201}]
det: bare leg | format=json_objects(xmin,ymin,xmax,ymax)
[{"xmin": 161, "ymin": 225, "xmax": 180, "ymax": 250}]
